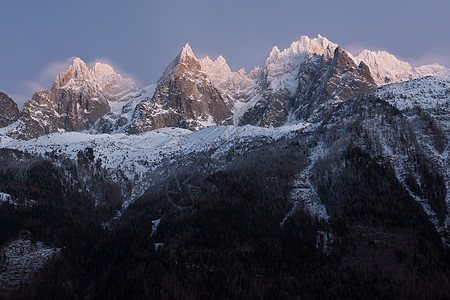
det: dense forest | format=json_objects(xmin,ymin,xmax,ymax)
[{"xmin": 0, "ymin": 142, "xmax": 448, "ymax": 299}]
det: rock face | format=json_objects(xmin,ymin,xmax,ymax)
[
  {"xmin": 4, "ymin": 34, "xmax": 449, "ymax": 138},
  {"xmin": 127, "ymin": 44, "xmax": 232, "ymax": 133},
  {"xmin": 9, "ymin": 58, "xmax": 138, "ymax": 139},
  {"xmin": 291, "ymin": 47, "xmax": 376, "ymax": 122},
  {"xmin": 123, "ymin": 35, "xmax": 375, "ymax": 133},
  {"xmin": 236, "ymin": 36, "xmax": 376, "ymax": 126},
  {"xmin": 0, "ymin": 92, "xmax": 20, "ymax": 128}
]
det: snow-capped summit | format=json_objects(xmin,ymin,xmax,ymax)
[
  {"xmin": 353, "ymin": 50, "xmax": 450, "ymax": 85},
  {"xmin": 236, "ymin": 42, "xmax": 376, "ymax": 127},
  {"xmin": 53, "ymin": 58, "xmax": 138, "ymax": 100},
  {"xmin": 291, "ymin": 34, "xmax": 338, "ymax": 56},
  {"xmin": 199, "ymin": 55, "xmax": 232, "ymax": 80},
  {"xmin": 180, "ymin": 43, "xmax": 196, "ymax": 61},
  {"xmin": 263, "ymin": 35, "xmax": 339, "ymax": 92},
  {"xmin": 266, "ymin": 35, "xmax": 337, "ymax": 65},
  {"xmin": 4, "ymin": 34, "xmax": 449, "ymax": 140},
  {"xmin": 92, "ymin": 62, "xmax": 117, "ymax": 81},
  {"xmin": 415, "ymin": 63, "xmax": 450, "ymax": 80},
  {"xmin": 91, "ymin": 62, "xmax": 138, "ymax": 101}
]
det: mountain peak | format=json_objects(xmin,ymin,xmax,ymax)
[
  {"xmin": 265, "ymin": 35, "xmax": 339, "ymax": 70},
  {"xmin": 72, "ymin": 57, "xmax": 86, "ymax": 67},
  {"xmin": 92, "ymin": 62, "xmax": 115, "ymax": 78},
  {"xmin": 216, "ymin": 55, "xmax": 226, "ymax": 64},
  {"xmin": 180, "ymin": 43, "xmax": 196, "ymax": 60},
  {"xmin": 0, "ymin": 91, "xmax": 21, "ymax": 128},
  {"xmin": 199, "ymin": 54, "xmax": 232, "ymax": 81},
  {"xmin": 53, "ymin": 57, "xmax": 89, "ymax": 89},
  {"xmin": 51, "ymin": 58, "xmax": 138, "ymax": 100},
  {"xmin": 158, "ymin": 43, "xmax": 203, "ymax": 85},
  {"xmin": 268, "ymin": 46, "xmax": 281, "ymax": 59},
  {"xmin": 354, "ymin": 49, "xmax": 450, "ymax": 85},
  {"xmin": 354, "ymin": 50, "xmax": 414, "ymax": 85},
  {"xmin": 263, "ymin": 35, "xmax": 339, "ymax": 82},
  {"xmin": 70, "ymin": 58, "xmax": 90, "ymax": 77},
  {"xmin": 296, "ymin": 34, "xmax": 338, "ymax": 55}
]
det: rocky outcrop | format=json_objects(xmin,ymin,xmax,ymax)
[
  {"xmin": 0, "ymin": 92, "xmax": 20, "ymax": 128},
  {"xmin": 127, "ymin": 44, "xmax": 232, "ymax": 133},
  {"xmin": 238, "ymin": 39, "xmax": 376, "ymax": 126},
  {"xmin": 9, "ymin": 58, "xmax": 138, "ymax": 139},
  {"xmin": 291, "ymin": 47, "xmax": 376, "ymax": 122},
  {"xmin": 123, "ymin": 35, "xmax": 376, "ymax": 133}
]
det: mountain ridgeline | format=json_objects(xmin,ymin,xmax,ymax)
[
  {"xmin": 2, "ymin": 35, "xmax": 448, "ymax": 139},
  {"xmin": 0, "ymin": 35, "xmax": 449, "ymax": 298}
]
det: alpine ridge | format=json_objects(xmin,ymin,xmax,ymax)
[{"xmin": 1, "ymin": 35, "xmax": 449, "ymax": 138}]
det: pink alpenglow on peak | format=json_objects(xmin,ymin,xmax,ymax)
[
  {"xmin": 53, "ymin": 58, "xmax": 138, "ymax": 98},
  {"xmin": 353, "ymin": 49, "xmax": 450, "ymax": 85}
]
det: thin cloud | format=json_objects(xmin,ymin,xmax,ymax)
[
  {"xmin": 342, "ymin": 42, "xmax": 369, "ymax": 56},
  {"xmin": 86, "ymin": 58, "xmax": 140, "ymax": 87},
  {"xmin": 409, "ymin": 53, "xmax": 450, "ymax": 68},
  {"xmin": 11, "ymin": 57, "xmax": 75, "ymax": 108},
  {"xmin": 12, "ymin": 81, "xmax": 46, "ymax": 106},
  {"xmin": 342, "ymin": 41, "xmax": 403, "ymax": 59},
  {"xmin": 36, "ymin": 57, "xmax": 77, "ymax": 85}
]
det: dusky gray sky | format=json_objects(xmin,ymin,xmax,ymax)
[{"xmin": 1, "ymin": 0, "xmax": 449, "ymax": 107}]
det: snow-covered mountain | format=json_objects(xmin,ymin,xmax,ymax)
[
  {"xmin": 5, "ymin": 58, "xmax": 138, "ymax": 139},
  {"xmin": 353, "ymin": 50, "xmax": 450, "ymax": 85},
  {"xmin": 374, "ymin": 77, "xmax": 450, "ymax": 235},
  {"xmin": 237, "ymin": 37, "xmax": 375, "ymax": 126},
  {"xmin": 98, "ymin": 35, "xmax": 375, "ymax": 133},
  {"xmin": 1, "ymin": 76, "xmax": 448, "ymax": 244},
  {"xmin": 2, "ymin": 34, "xmax": 449, "ymax": 139},
  {"xmin": 1, "ymin": 34, "xmax": 449, "ymax": 298},
  {"xmin": 128, "ymin": 44, "xmax": 232, "ymax": 133},
  {"xmin": 0, "ymin": 35, "xmax": 448, "ymax": 237}
]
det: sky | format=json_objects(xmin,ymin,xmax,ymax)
[{"xmin": 1, "ymin": 0, "xmax": 449, "ymax": 107}]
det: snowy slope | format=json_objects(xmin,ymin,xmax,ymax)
[
  {"xmin": 91, "ymin": 84, "xmax": 157, "ymax": 134},
  {"xmin": 375, "ymin": 77, "xmax": 450, "ymax": 236},
  {"xmin": 375, "ymin": 76, "xmax": 450, "ymax": 112},
  {"xmin": 1, "ymin": 122, "xmax": 311, "ymax": 211},
  {"xmin": 0, "ymin": 235, "xmax": 59, "ymax": 298}
]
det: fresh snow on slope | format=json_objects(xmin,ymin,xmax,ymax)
[
  {"xmin": 375, "ymin": 76, "xmax": 450, "ymax": 112},
  {"xmin": 91, "ymin": 83, "xmax": 157, "ymax": 133},
  {"xmin": 374, "ymin": 77, "xmax": 450, "ymax": 238},
  {"xmin": 1, "ymin": 122, "xmax": 311, "ymax": 212},
  {"xmin": 282, "ymin": 141, "xmax": 330, "ymax": 226},
  {"xmin": 0, "ymin": 236, "xmax": 60, "ymax": 297}
]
